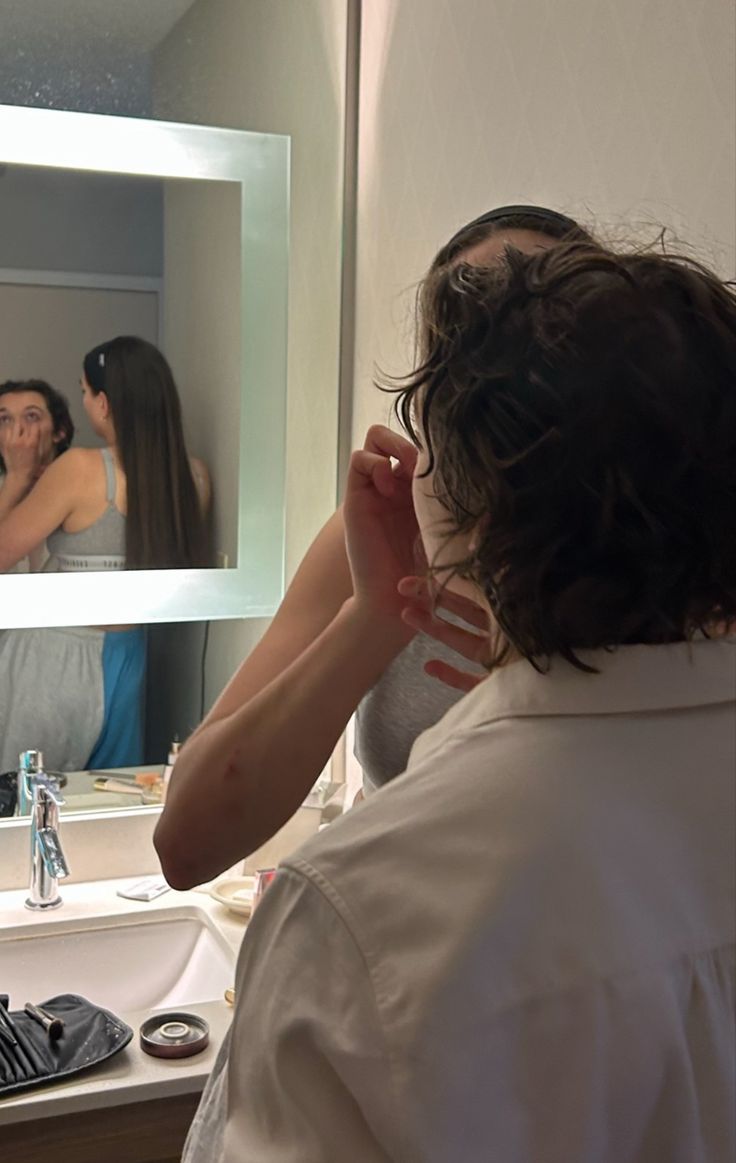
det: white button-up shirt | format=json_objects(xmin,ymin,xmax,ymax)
[{"xmin": 186, "ymin": 639, "xmax": 736, "ymax": 1162}]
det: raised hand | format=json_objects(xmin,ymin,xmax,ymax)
[
  {"xmin": 343, "ymin": 425, "xmax": 421, "ymax": 619},
  {"xmin": 0, "ymin": 417, "xmax": 47, "ymax": 482}
]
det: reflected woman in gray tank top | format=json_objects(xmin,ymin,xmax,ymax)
[
  {"xmin": 0, "ymin": 336, "xmax": 212, "ymax": 771},
  {"xmin": 46, "ymin": 446, "xmax": 126, "ymax": 570}
]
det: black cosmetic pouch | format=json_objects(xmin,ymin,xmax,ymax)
[
  {"xmin": 0, "ymin": 773, "xmax": 18, "ymax": 818},
  {"xmin": 0, "ymin": 994, "xmax": 133, "ymax": 1097}
]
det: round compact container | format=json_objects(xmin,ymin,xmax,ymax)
[{"xmin": 139, "ymin": 1012, "xmax": 209, "ymax": 1059}]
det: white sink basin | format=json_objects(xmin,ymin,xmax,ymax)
[{"xmin": 0, "ymin": 906, "xmax": 235, "ymax": 1014}]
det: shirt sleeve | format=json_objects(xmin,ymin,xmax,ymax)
[{"xmin": 222, "ymin": 862, "xmax": 405, "ymax": 1163}]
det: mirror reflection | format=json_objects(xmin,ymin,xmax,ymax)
[
  {"xmin": 0, "ymin": 164, "xmax": 244, "ymax": 577},
  {"xmin": 0, "ymin": 618, "xmax": 211, "ymax": 813},
  {"xmin": 0, "ymin": 162, "xmax": 240, "ymax": 776},
  {"xmin": 0, "ymin": 764, "xmax": 169, "ymax": 819},
  {"xmin": 0, "ymin": 0, "xmax": 347, "ymax": 823},
  {"xmin": 0, "ymin": 338, "xmax": 212, "ymax": 574}
]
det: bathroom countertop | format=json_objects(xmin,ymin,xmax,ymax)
[{"xmin": 0, "ymin": 876, "xmax": 249, "ymax": 1127}]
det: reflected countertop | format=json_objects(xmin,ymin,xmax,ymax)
[{"xmin": 60, "ymin": 764, "xmax": 164, "ymax": 813}]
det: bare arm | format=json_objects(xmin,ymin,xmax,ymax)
[
  {"xmin": 0, "ymin": 472, "xmax": 32, "ymax": 521},
  {"xmin": 189, "ymin": 455, "xmax": 212, "ymax": 517},
  {"xmin": 155, "ymin": 427, "xmax": 419, "ymax": 889},
  {"xmin": 155, "ymin": 598, "xmax": 410, "ymax": 889},
  {"xmin": 154, "ymin": 507, "xmax": 359, "ymax": 885},
  {"xmin": 0, "ymin": 451, "xmax": 87, "ymax": 572},
  {"xmin": 0, "ymin": 423, "xmax": 39, "ymax": 525},
  {"xmin": 194, "ymin": 507, "xmax": 353, "ymax": 726}
]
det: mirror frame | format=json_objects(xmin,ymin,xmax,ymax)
[{"xmin": 0, "ymin": 103, "xmax": 290, "ymax": 628}]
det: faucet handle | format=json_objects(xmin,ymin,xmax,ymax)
[
  {"xmin": 33, "ymin": 775, "xmax": 65, "ymax": 808},
  {"xmin": 37, "ymin": 827, "xmax": 70, "ymax": 880},
  {"xmin": 19, "ymin": 748, "xmax": 44, "ymax": 773}
]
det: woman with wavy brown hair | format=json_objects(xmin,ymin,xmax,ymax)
[
  {"xmin": 0, "ymin": 377, "xmax": 75, "ymax": 572},
  {"xmin": 157, "ymin": 207, "xmax": 596, "ymax": 860},
  {"xmin": 162, "ymin": 231, "xmax": 734, "ymax": 1162}
]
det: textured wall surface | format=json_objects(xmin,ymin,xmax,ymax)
[{"xmin": 353, "ymin": 0, "xmax": 736, "ymax": 438}]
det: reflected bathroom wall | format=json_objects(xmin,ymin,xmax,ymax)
[
  {"xmin": 0, "ymin": 165, "xmax": 163, "ymax": 448},
  {"xmin": 0, "ymin": 164, "xmax": 163, "ymax": 281},
  {"xmin": 161, "ymin": 179, "xmax": 242, "ymax": 570}
]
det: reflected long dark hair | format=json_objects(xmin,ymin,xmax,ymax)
[{"xmin": 83, "ymin": 336, "xmax": 209, "ymax": 569}]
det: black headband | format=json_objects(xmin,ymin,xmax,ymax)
[{"xmin": 445, "ymin": 204, "xmax": 580, "ymax": 250}]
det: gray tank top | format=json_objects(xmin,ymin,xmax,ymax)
[
  {"xmin": 46, "ymin": 447, "xmax": 126, "ymax": 571},
  {"xmin": 354, "ymin": 626, "xmax": 486, "ymax": 791}
]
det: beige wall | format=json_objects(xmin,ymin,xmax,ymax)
[
  {"xmin": 152, "ymin": 0, "xmax": 348, "ymax": 707},
  {"xmin": 352, "ymin": 0, "xmax": 736, "ymax": 439}
]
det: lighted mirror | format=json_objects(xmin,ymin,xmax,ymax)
[
  {"xmin": 0, "ymin": 101, "xmax": 289, "ymax": 627},
  {"xmin": 0, "ymin": 0, "xmax": 351, "ymax": 810}
]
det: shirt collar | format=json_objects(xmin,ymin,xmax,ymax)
[{"xmin": 410, "ymin": 638, "xmax": 736, "ymax": 768}]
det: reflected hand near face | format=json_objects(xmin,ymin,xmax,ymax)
[
  {"xmin": 343, "ymin": 425, "xmax": 421, "ymax": 619},
  {"xmin": 0, "ymin": 418, "xmax": 49, "ymax": 482},
  {"xmin": 397, "ymin": 575, "xmax": 490, "ymax": 692}
]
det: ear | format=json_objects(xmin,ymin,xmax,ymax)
[{"xmin": 96, "ymin": 391, "xmax": 110, "ymax": 420}]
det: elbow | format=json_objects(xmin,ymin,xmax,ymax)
[{"xmin": 153, "ymin": 814, "xmax": 206, "ymax": 892}]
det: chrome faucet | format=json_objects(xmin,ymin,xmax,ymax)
[{"xmin": 18, "ymin": 750, "xmax": 70, "ymax": 911}]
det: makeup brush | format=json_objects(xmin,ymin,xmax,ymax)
[
  {"xmin": 24, "ymin": 1002, "xmax": 65, "ymax": 1040},
  {"xmin": 0, "ymin": 997, "xmax": 19, "ymax": 1046}
]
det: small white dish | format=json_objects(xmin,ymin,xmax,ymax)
[{"xmin": 209, "ymin": 876, "xmax": 256, "ymax": 917}]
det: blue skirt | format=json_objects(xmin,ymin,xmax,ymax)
[{"xmin": 87, "ymin": 626, "xmax": 146, "ymax": 768}]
